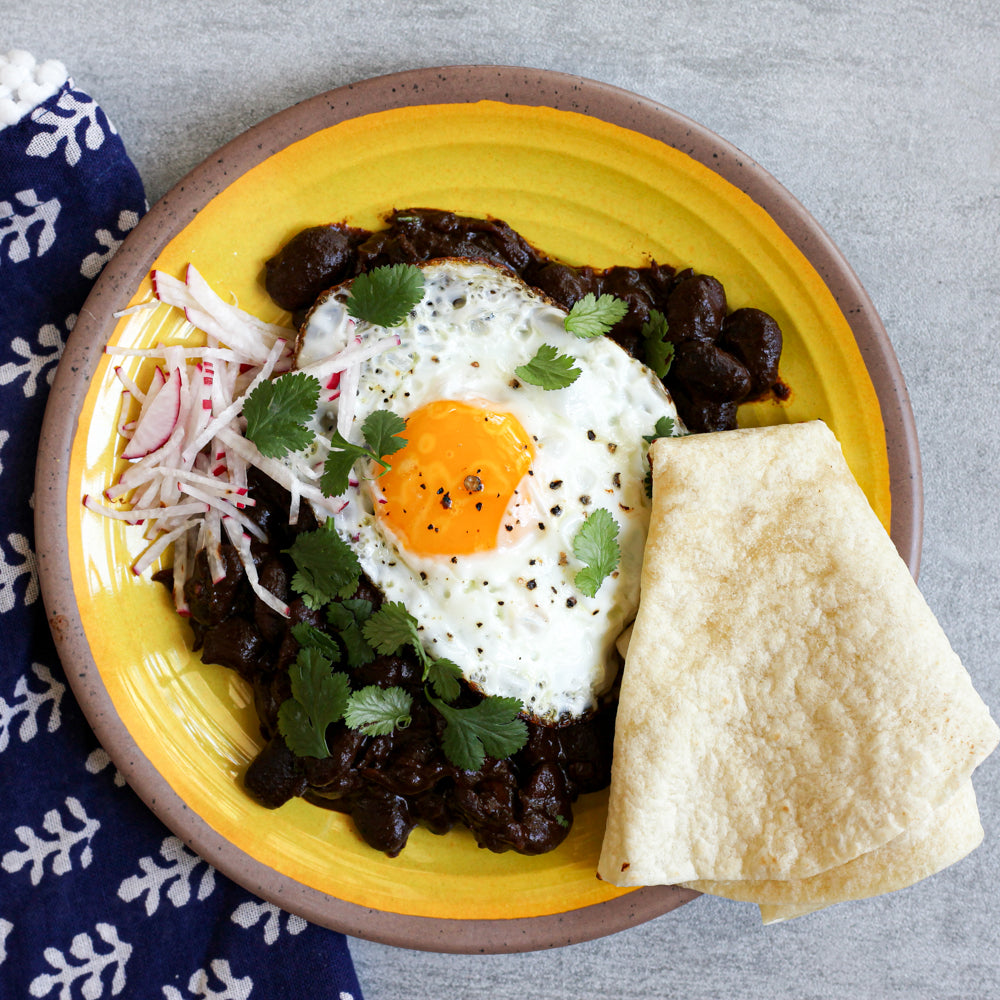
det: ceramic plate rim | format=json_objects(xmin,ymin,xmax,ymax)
[{"xmin": 34, "ymin": 64, "xmax": 921, "ymax": 954}]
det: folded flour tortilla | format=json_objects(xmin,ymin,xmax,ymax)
[
  {"xmin": 756, "ymin": 778, "xmax": 982, "ymax": 922},
  {"xmin": 686, "ymin": 779, "xmax": 982, "ymax": 911},
  {"xmin": 598, "ymin": 421, "xmax": 998, "ymax": 908}
]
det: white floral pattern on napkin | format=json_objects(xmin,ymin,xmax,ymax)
[{"xmin": 0, "ymin": 52, "xmax": 363, "ymax": 1000}]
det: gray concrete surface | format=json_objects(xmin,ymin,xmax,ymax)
[{"xmin": 7, "ymin": 1, "xmax": 999, "ymax": 996}]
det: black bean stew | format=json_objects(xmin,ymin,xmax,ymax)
[
  {"xmin": 265, "ymin": 208, "xmax": 786, "ymax": 432},
  {"xmin": 171, "ymin": 209, "xmax": 785, "ymax": 857},
  {"xmin": 162, "ymin": 469, "xmax": 614, "ymax": 857}
]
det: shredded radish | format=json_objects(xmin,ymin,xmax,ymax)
[
  {"xmin": 215, "ymin": 426, "xmax": 345, "ymax": 516},
  {"xmin": 84, "ymin": 494, "xmax": 207, "ymax": 521},
  {"xmin": 121, "ymin": 366, "xmax": 181, "ymax": 460},
  {"xmin": 222, "ymin": 516, "xmax": 290, "ymax": 617},
  {"xmin": 180, "ymin": 338, "xmax": 286, "ymax": 466},
  {"xmin": 114, "ymin": 365, "xmax": 146, "ymax": 403},
  {"xmin": 335, "ymin": 344, "xmax": 363, "ymax": 438},
  {"xmin": 184, "ymin": 264, "xmax": 289, "ymax": 342},
  {"xmin": 288, "ymin": 477, "xmax": 302, "ymax": 526},
  {"xmin": 117, "ymin": 392, "xmax": 135, "ymax": 437},
  {"xmin": 153, "ymin": 265, "xmax": 294, "ymax": 370},
  {"xmin": 296, "ymin": 332, "xmax": 402, "ymax": 380},
  {"xmin": 131, "ymin": 522, "xmax": 192, "ymax": 578},
  {"xmin": 108, "ymin": 344, "xmax": 245, "ymax": 363},
  {"xmin": 112, "ymin": 300, "xmax": 158, "ymax": 319},
  {"xmin": 171, "ymin": 527, "xmax": 191, "ymax": 616},
  {"xmin": 90, "ymin": 263, "xmax": 403, "ymax": 618},
  {"xmin": 90, "ymin": 265, "xmax": 328, "ymax": 617}
]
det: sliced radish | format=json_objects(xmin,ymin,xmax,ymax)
[
  {"xmin": 95, "ymin": 262, "xmax": 347, "ymax": 619},
  {"xmin": 137, "ymin": 366, "xmax": 167, "ymax": 418},
  {"xmin": 184, "ymin": 264, "xmax": 288, "ymax": 342},
  {"xmin": 121, "ymin": 366, "xmax": 182, "ymax": 460}
]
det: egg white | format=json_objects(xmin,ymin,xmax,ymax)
[{"xmin": 297, "ymin": 259, "xmax": 681, "ymax": 721}]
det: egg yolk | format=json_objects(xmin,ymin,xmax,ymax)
[{"xmin": 374, "ymin": 399, "xmax": 534, "ymax": 557}]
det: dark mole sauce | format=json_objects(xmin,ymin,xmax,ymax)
[
  {"xmin": 174, "ymin": 209, "xmax": 784, "ymax": 858},
  {"xmin": 163, "ymin": 469, "xmax": 613, "ymax": 857},
  {"xmin": 264, "ymin": 208, "xmax": 786, "ymax": 432}
]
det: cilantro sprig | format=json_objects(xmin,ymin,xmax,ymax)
[
  {"xmin": 243, "ymin": 372, "xmax": 320, "ymax": 457},
  {"xmin": 643, "ymin": 415, "xmax": 677, "ymax": 446},
  {"xmin": 514, "ymin": 344, "xmax": 581, "ymax": 390},
  {"xmin": 641, "ymin": 308, "xmax": 675, "ymax": 378},
  {"xmin": 277, "ymin": 648, "xmax": 349, "ymax": 758},
  {"xmin": 564, "ymin": 293, "xmax": 628, "ymax": 338},
  {"xmin": 326, "ymin": 599, "xmax": 374, "ymax": 667},
  {"xmin": 572, "ymin": 507, "xmax": 621, "ymax": 598},
  {"xmin": 242, "ymin": 370, "xmax": 406, "ymax": 499},
  {"xmin": 362, "ymin": 601, "xmax": 464, "ymax": 702},
  {"xmin": 343, "ymin": 685, "xmax": 413, "ymax": 736},
  {"xmin": 362, "ymin": 601, "xmax": 527, "ymax": 769},
  {"xmin": 513, "ymin": 292, "xmax": 633, "ymax": 390},
  {"xmin": 642, "ymin": 415, "xmax": 681, "ymax": 498},
  {"xmin": 427, "ymin": 693, "xmax": 528, "ymax": 772},
  {"xmin": 243, "ymin": 265, "xmax": 418, "ymax": 492},
  {"xmin": 276, "ymin": 525, "xmax": 528, "ymax": 771},
  {"xmin": 290, "ymin": 621, "xmax": 341, "ymax": 661},
  {"xmin": 320, "ymin": 409, "xmax": 407, "ymax": 497},
  {"xmin": 277, "ymin": 644, "xmax": 412, "ymax": 751},
  {"xmin": 347, "ymin": 263, "xmax": 424, "ymax": 327},
  {"xmin": 285, "ymin": 518, "xmax": 362, "ymax": 608}
]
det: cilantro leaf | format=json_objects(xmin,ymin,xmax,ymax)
[
  {"xmin": 645, "ymin": 338, "xmax": 675, "ymax": 379},
  {"xmin": 361, "ymin": 603, "xmax": 464, "ymax": 701},
  {"xmin": 361, "ymin": 409, "xmax": 408, "ymax": 465},
  {"xmin": 319, "ymin": 410, "xmax": 407, "ymax": 496},
  {"xmin": 286, "ymin": 519, "xmax": 361, "ymax": 608},
  {"xmin": 643, "ymin": 415, "xmax": 677, "ymax": 445},
  {"xmin": 243, "ymin": 372, "xmax": 319, "ymax": 458},
  {"xmin": 643, "ymin": 415, "xmax": 680, "ymax": 498},
  {"xmin": 426, "ymin": 656, "xmax": 462, "ymax": 703},
  {"xmin": 641, "ymin": 309, "xmax": 675, "ymax": 378},
  {"xmin": 344, "ymin": 684, "xmax": 413, "ymax": 736},
  {"xmin": 428, "ymin": 694, "xmax": 528, "ymax": 771},
  {"xmin": 290, "ymin": 622, "xmax": 341, "ymax": 662},
  {"xmin": 572, "ymin": 507, "xmax": 621, "ymax": 598},
  {"xmin": 564, "ymin": 293, "xmax": 628, "ymax": 338},
  {"xmin": 514, "ymin": 344, "xmax": 580, "ymax": 390},
  {"xmin": 319, "ymin": 430, "xmax": 371, "ymax": 497},
  {"xmin": 327, "ymin": 599, "xmax": 374, "ymax": 667},
  {"xmin": 341, "ymin": 597, "xmax": 374, "ymax": 620},
  {"xmin": 362, "ymin": 600, "xmax": 422, "ymax": 657},
  {"xmin": 347, "ymin": 264, "xmax": 425, "ymax": 327},
  {"xmin": 277, "ymin": 648, "xmax": 349, "ymax": 758}
]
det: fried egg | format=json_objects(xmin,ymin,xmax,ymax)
[{"xmin": 297, "ymin": 259, "xmax": 680, "ymax": 721}]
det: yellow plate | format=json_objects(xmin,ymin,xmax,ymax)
[{"xmin": 37, "ymin": 67, "xmax": 919, "ymax": 953}]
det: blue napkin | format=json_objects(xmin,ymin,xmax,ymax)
[{"xmin": 0, "ymin": 54, "xmax": 364, "ymax": 999}]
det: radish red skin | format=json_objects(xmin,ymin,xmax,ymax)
[{"xmin": 121, "ymin": 366, "xmax": 182, "ymax": 460}]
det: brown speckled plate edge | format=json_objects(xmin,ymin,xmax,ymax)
[{"xmin": 35, "ymin": 64, "xmax": 921, "ymax": 954}]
